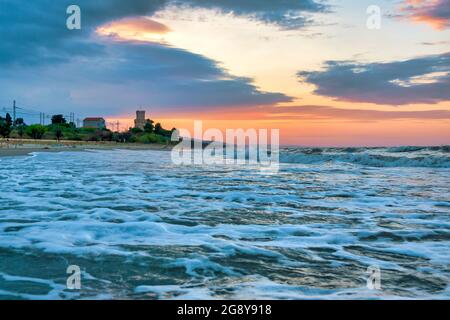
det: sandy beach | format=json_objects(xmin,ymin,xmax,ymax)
[{"xmin": 0, "ymin": 139, "xmax": 172, "ymax": 157}]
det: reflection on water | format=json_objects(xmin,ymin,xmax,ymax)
[{"xmin": 0, "ymin": 148, "xmax": 449, "ymax": 299}]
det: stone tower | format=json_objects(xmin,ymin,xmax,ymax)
[{"xmin": 135, "ymin": 110, "xmax": 146, "ymax": 130}]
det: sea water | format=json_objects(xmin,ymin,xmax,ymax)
[{"xmin": 0, "ymin": 147, "xmax": 449, "ymax": 299}]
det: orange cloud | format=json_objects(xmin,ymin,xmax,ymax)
[
  {"xmin": 97, "ymin": 17, "xmax": 171, "ymax": 42},
  {"xmin": 126, "ymin": 105, "xmax": 450, "ymax": 122},
  {"xmin": 400, "ymin": 0, "xmax": 450, "ymax": 30}
]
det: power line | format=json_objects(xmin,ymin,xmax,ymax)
[
  {"xmin": 13, "ymin": 100, "xmax": 16, "ymax": 123},
  {"xmin": 106, "ymin": 120, "xmax": 121, "ymax": 132},
  {"xmin": 3, "ymin": 100, "xmax": 125, "ymax": 131},
  {"xmin": 3, "ymin": 100, "xmax": 79, "ymax": 127}
]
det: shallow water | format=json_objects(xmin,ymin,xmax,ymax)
[{"xmin": 0, "ymin": 148, "xmax": 449, "ymax": 299}]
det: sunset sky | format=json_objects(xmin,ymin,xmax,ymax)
[{"xmin": 0, "ymin": 0, "xmax": 449, "ymax": 146}]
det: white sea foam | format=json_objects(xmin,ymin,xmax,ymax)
[{"xmin": 0, "ymin": 148, "xmax": 449, "ymax": 299}]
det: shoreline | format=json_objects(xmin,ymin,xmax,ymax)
[{"xmin": 0, "ymin": 139, "xmax": 172, "ymax": 158}]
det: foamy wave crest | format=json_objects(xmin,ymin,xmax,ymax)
[
  {"xmin": 279, "ymin": 147, "xmax": 450, "ymax": 168},
  {"xmin": 386, "ymin": 146, "xmax": 450, "ymax": 153}
]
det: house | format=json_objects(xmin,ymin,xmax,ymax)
[
  {"xmin": 83, "ymin": 117, "xmax": 106, "ymax": 129},
  {"xmin": 134, "ymin": 110, "xmax": 146, "ymax": 130}
]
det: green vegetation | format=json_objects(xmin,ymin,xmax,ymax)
[
  {"xmin": 0, "ymin": 113, "xmax": 176, "ymax": 145},
  {"xmin": 0, "ymin": 113, "xmax": 13, "ymax": 138},
  {"xmin": 137, "ymin": 133, "xmax": 169, "ymax": 144},
  {"xmin": 25, "ymin": 124, "xmax": 47, "ymax": 139},
  {"xmin": 51, "ymin": 114, "xmax": 67, "ymax": 125}
]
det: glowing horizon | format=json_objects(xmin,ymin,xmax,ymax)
[{"xmin": 1, "ymin": 1, "xmax": 449, "ymax": 146}]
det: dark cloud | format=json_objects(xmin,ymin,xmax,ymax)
[
  {"xmin": 298, "ymin": 53, "xmax": 450, "ymax": 105},
  {"xmin": 176, "ymin": 0, "xmax": 328, "ymax": 29},
  {"xmin": 0, "ymin": 41, "xmax": 290, "ymax": 115},
  {"xmin": 0, "ymin": 0, "xmax": 327, "ymax": 66},
  {"xmin": 0, "ymin": 0, "xmax": 327, "ymax": 65},
  {"xmin": 0, "ymin": 0, "xmax": 293, "ymax": 115},
  {"xmin": 0, "ymin": 0, "xmax": 166, "ymax": 65}
]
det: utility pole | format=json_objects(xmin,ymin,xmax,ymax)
[
  {"xmin": 13, "ymin": 100, "xmax": 16, "ymax": 125},
  {"xmin": 116, "ymin": 120, "xmax": 120, "ymax": 132}
]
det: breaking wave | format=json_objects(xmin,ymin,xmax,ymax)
[{"xmin": 279, "ymin": 146, "xmax": 450, "ymax": 168}]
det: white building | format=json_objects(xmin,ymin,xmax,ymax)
[{"xmin": 83, "ymin": 117, "xmax": 106, "ymax": 129}]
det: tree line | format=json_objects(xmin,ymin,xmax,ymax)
[{"xmin": 0, "ymin": 113, "xmax": 176, "ymax": 145}]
